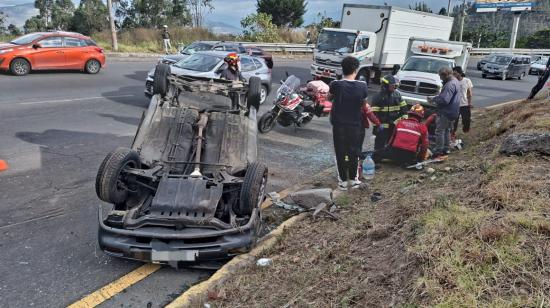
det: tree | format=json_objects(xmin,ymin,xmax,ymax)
[
  {"xmin": 8, "ymin": 24, "xmax": 22, "ymax": 36},
  {"xmin": 257, "ymin": 0, "xmax": 307, "ymax": 28},
  {"xmin": 24, "ymin": 16, "xmax": 47, "ymax": 33},
  {"xmin": 409, "ymin": 2, "xmax": 433, "ymax": 13},
  {"xmin": 438, "ymin": 7, "xmax": 447, "ymax": 15},
  {"xmin": 522, "ymin": 29, "xmax": 550, "ymax": 49},
  {"xmin": 51, "ymin": 0, "xmax": 75, "ymax": 30},
  {"xmin": 0, "ymin": 11, "xmax": 6, "ymax": 35},
  {"xmin": 241, "ymin": 12, "xmax": 281, "ymax": 43},
  {"xmin": 188, "ymin": 0, "xmax": 213, "ymax": 28},
  {"xmin": 34, "ymin": 0, "xmax": 54, "ymax": 27},
  {"xmin": 70, "ymin": 0, "xmax": 108, "ymax": 35}
]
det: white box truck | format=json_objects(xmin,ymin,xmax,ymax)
[
  {"xmin": 396, "ymin": 38, "xmax": 472, "ymax": 104},
  {"xmin": 311, "ymin": 4, "xmax": 454, "ymax": 82}
]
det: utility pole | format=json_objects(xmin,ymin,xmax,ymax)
[
  {"xmin": 510, "ymin": 12, "xmax": 521, "ymax": 50},
  {"xmin": 459, "ymin": 0, "xmax": 466, "ymax": 41},
  {"xmin": 447, "ymin": 0, "xmax": 451, "ymax": 16},
  {"xmin": 107, "ymin": 0, "xmax": 118, "ymax": 52}
]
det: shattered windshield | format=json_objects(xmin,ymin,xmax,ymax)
[
  {"xmin": 316, "ymin": 30, "xmax": 357, "ymax": 54},
  {"xmin": 402, "ymin": 57, "xmax": 453, "ymax": 74}
]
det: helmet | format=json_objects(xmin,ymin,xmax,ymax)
[
  {"xmin": 381, "ymin": 75, "xmax": 399, "ymax": 87},
  {"xmin": 224, "ymin": 52, "xmax": 240, "ymax": 67},
  {"xmin": 408, "ymin": 104, "xmax": 425, "ymax": 118}
]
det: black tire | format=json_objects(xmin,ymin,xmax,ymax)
[
  {"xmin": 96, "ymin": 147, "xmax": 141, "ymax": 204},
  {"xmin": 482, "ymin": 74, "xmax": 487, "ymax": 79},
  {"xmin": 259, "ymin": 84, "xmax": 268, "ymax": 104},
  {"xmin": 518, "ymin": 72, "xmax": 525, "ymax": 80},
  {"xmin": 10, "ymin": 58, "xmax": 31, "ymax": 76},
  {"xmin": 85, "ymin": 59, "xmax": 101, "ymax": 74},
  {"xmin": 247, "ymin": 76, "xmax": 262, "ymax": 111},
  {"xmin": 258, "ymin": 111, "xmax": 277, "ymax": 133},
  {"xmin": 238, "ymin": 162, "xmax": 268, "ymax": 216},
  {"xmin": 153, "ymin": 63, "xmax": 170, "ymax": 97},
  {"xmin": 356, "ymin": 68, "xmax": 370, "ymax": 84}
]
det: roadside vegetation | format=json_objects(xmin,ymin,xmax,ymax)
[{"xmin": 202, "ymin": 96, "xmax": 549, "ymax": 307}]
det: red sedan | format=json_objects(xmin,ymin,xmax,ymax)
[{"xmin": 0, "ymin": 31, "xmax": 105, "ymax": 76}]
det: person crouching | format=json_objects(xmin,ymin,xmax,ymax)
[{"xmin": 379, "ymin": 104, "xmax": 429, "ymax": 168}]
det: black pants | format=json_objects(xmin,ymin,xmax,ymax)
[
  {"xmin": 333, "ymin": 125, "xmax": 365, "ymax": 181},
  {"xmin": 379, "ymin": 147, "xmax": 417, "ymax": 168},
  {"xmin": 453, "ymin": 106, "xmax": 471, "ymax": 133},
  {"xmin": 373, "ymin": 126, "xmax": 394, "ymax": 162}
]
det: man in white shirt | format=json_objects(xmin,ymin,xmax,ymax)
[{"xmin": 451, "ymin": 66, "xmax": 473, "ymax": 138}]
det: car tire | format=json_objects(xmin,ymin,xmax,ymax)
[
  {"xmin": 85, "ymin": 59, "xmax": 101, "ymax": 74},
  {"xmin": 96, "ymin": 147, "xmax": 141, "ymax": 205},
  {"xmin": 482, "ymin": 74, "xmax": 487, "ymax": 79},
  {"xmin": 518, "ymin": 72, "xmax": 525, "ymax": 80},
  {"xmin": 10, "ymin": 58, "xmax": 31, "ymax": 76},
  {"xmin": 259, "ymin": 85, "xmax": 268, "ymax": 104},
  {"xmin": 153, "ymin": 63, "xmax": 170, "ymax": 97},
  {"xmin": 258, "ymin": 111, "xmax": 277, "ymax": 134},
  {"xmin": 247, "ymin": 76, "xmax": 262, "ymax": 111},
  {"xmin": 237, "ymin": 162, "xmax": 268, "ymax": 216}
]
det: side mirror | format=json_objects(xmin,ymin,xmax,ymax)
[
  {"xmin": 392, "ymin": 64, "xmax": 401, "ymax": 75},
  {"xmin": 32, "ymin": 43, "xmax": 42, "ymax": 49},
  {"xmin": 215, "ymin": 63, "xmax": 228, "ymax": 74}
]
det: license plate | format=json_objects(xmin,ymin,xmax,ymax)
[
  {"xmin": 152, "ymin": 250, "xmax": 198, "ymax": 262},
  {"xmin": 322, "ymin": 71, "xmax": 330, "ymax": 77}
]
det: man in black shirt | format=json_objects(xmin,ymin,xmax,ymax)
[
  {"xmin": 161, "ymin": 25, "xmax": 172, "ymax": 54},
  {"xmin": 328, "ymin": 56, "xmax": 368, "ymax": 191}
]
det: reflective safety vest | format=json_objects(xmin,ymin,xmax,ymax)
[
  {"xmin": 370, "ymin": 91, "xmax": 409, "ymax": 128},
  {"xmin": 390, "ymin": 117, "xmax": 429, "ymax": 159}
]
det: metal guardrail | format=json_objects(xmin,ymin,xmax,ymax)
[{"xmin": 241, "ymin": 43, "xmax": 550, "ymax": 56}]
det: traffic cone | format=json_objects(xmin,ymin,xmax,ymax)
[{"xmin": 0, "ymin": 160, "xmax": 8, "ymax": 172}]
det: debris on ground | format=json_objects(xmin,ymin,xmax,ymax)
[
  {"xmin": 256, "ymin": 258, "xmax": 273, "ymax": 267},
  {"xmin": 284, "ymin": 188, "xmax": 333, "ymax": 210},
  {"xmin": 370, "ymin": 192, "xmax": 382, "ymax": 202},
  {"xmin": 499, "ymin": 132, "xmax": 550, "ymax": 155},
  {"xmin": 426, "ymin": 167, "xmax": 435, "ymax": 174}
]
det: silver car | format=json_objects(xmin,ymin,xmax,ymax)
[{"xmin": 146, "ymin": 51, "xmax": 272, "ymax": 104}]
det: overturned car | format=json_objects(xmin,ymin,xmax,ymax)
[{"xmin": 96, "ymin": 64, "xmax": 267, "ymax": 267}]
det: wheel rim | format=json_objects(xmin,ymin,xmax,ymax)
[
  {"xmin": 256, "ymin": 174, "xmax": 267, "ymax": 208},
  {"xmin": 260, "ymin": 87, "xmax": 267, "ymax": 104},
  {"xmin": 88, "ymin": 60, "xmax": 100, "ymax": 73},
  {"xmin": 14, "ymin": 61, "xmax": 27, "ymax": 75},
  {"xmin": 260, "ymin": 114, "xmax": 276, "ymax": 132}
]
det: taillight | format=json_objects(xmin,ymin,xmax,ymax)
[{"xmin": 95, "ymin": 47, "xmax": 103, "ymax": 53}]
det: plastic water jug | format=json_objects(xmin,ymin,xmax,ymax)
[{"xmin": 363, "ymin": 154, "xmax": 375, "ymax": 180}]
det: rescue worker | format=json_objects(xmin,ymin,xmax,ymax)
[
  {"xmin": 380, "ymin": 104, "xmax": 429, "ymax": 167},
  {"xmin": 369, "ymin": 75, "xmax": 408, "ymax": 162},
  {"xmin": 219, "ymin": 53, "xmax": 246, "ymax": 109}
]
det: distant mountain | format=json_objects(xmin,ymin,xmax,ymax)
[
  {"xmin": 0, "ymin": 3, "xmax": 38, "ymax": 28},
  {"xmin": 205, "ymin": 21, "xmax": 242, "ymax": 35}
]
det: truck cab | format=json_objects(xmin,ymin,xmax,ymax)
[
  {"xmin": 396, "ymin": 38, "xmax": 471, "ymax": 105},
  {"xmin": 310, "ymin": 28, "xmax": 376, "ymax": 81}
]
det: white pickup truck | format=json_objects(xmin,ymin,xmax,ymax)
[
  {"xmin": 396, "ymin": 38, "xmax": 472, "ymax": 105},
  {"xmin": 311, "ymin": 4, "xmax": 454, "ymax": 83}
]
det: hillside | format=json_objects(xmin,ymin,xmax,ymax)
[{"xmin": 0, "ymin": 2, "xmax": 37, "ymax": 27}]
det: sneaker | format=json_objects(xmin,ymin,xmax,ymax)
[
  {"xmin": 350, "ymin": 179, "xmax": 362, "ymax": 189},
  {"xmin": 338, "ymin": 181, "xmax": 348, "ymax": 191}
]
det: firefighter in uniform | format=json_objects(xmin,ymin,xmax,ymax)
[
  {"xmin": 219, "ymin": 53, "xmax": 246, "ymax": 109},
  {"xmin": 370, "ymin": 75, "xmax": 409, "ymax": 162},
  {"xmin": 380, "ymin": 104, "xmax": 429, "ymax": 167}
]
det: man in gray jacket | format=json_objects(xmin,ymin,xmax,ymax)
[{"xmin": 429, "ymin": 67, "xmax": 460, "ymax": 157}]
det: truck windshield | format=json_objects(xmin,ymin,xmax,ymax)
[
  {"xmin": 402, "ymin": 57, "xmax": 453, "ymax": 74},
  {"xmin": 316, "ymin": 30, "xmax": 357, "ymax": 54}
]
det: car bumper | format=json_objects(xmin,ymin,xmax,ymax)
[
  {"xmin": 483, "ymin": 70, "xmax": 505, "ymax": 77},
  {"xmin": 400, "ymin": 92, "xmax": 429, "ymax": 105},
  {"xmin": 98, "ymin": 205, "xmax": 257, "ymax": 265}
]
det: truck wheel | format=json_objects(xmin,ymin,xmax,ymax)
[
  {"xmin": 258, "ymin": 112, "xmax": 277, "ymax": 133},
  {"xmin": 237, "ymin": 162, "xmax": 268, "ymax": 216},
  {"xmin": 153, "ymin": 63, "xmax": 170, "ymax": 97},
  {"xmin": 247, "ymin": 77, "xmax": 262, "ymax": 111},
  {"xmin": 96, "ymin": 147, "xmax": 141, "ymax": 205},
  {"xmin": 481, "ymin": 74, "xmax": 487, "ymax": 79},
  {"xmin": 356, "ymin": 69, "xmax": 370, "ymax": 84}
]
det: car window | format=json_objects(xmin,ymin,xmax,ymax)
[
  {"xmin": 238, "ymin": 46, "xmax": 247, "ymax": 53},
  {"xmin": 64, "ymin": 37, "xmax": 86, "ymax": 47},
  {"xmin": 355, "ymin": 37, "xmax": 370, "ymax": 52},
  {"xmin": 240, "ymin": 57, "xmax": 256, "ymax": 72},
  {"xmin": 252, "ymin": 58, "xmax": 263, "ymax": 69},
  {"xmin": 174, "ymin": 53, "xmax": 222, "ymax": 72},
  {"xmin": 10, "ymin": 33, "xmax": 44, "ymax": 45},
  {"xmin": 40, "ymin": 36, "xmax": 63, "ymax": 48},
  {"xmin": 213, "ymin": 46, "xmax": 225, "ymax": 51}
]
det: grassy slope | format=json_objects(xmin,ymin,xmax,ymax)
[{"xmin": 204, "ymin": 96, "xmax": 549, "ymax": 308}]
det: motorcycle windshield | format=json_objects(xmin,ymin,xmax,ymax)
[{"xmin": 277, "ymin": 75, "xmax": 301, "ymax": 97}]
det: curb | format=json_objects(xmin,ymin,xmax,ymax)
[
  {"xmin": 166, "ymin": 167, "xmax": 338, "ymax": 307},
  {"xmin": 485, "ymin": 98, "xmax": 524, "ymax": 110}
]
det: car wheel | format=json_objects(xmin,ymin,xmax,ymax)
[
  {"xmin": 85, "ymin": 59, "xmax": 101, "ymax": 74},
  {"xmin": 237, "ymin": 162, "xmax": 268, "ymax": 216},
  {"xmin": 518, "ymin": 72, "xmax": 525, "ymax": 80},
  {"xmin": 96, "ymin": 147, "xmax": 141, "ymax": 205},
  {"xmin": 153, "ymin": 63, "xmax": 170, "ymax": 97},
  {"xmin": 247, "ymin": 76, "xmax": 262, "ymax": 111},
  {"xmin": 258, "ymin": 111, "xmax": 277, "ymax": 133},
  {"xmin": 259, "ymin": 85, "xmax": 268, "ymax": 104},
  {"xmin": 10, "ymin": 58, "xmax": 31, "ymax": 76},
  {"xmin": 481, "ymin": 74, "xmax": 487, "ymax": 79}
]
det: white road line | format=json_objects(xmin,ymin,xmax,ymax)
[
  {"xmin": 19, "ymin": 94, "xmax": 135, "ymax": 105},
  {"xmin": 260, "ymin": 130, "xmax": 322, "ymax": 148}
]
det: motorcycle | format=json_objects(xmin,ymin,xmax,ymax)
[{"xmin": 258, "ymin": 75, "xmax": 332, "ymax": 134}]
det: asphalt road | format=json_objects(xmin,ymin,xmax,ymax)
[{"xmin": 0, "ymin": 57, "xmax": 536, "ymax": 307}]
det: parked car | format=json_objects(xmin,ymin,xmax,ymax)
[
  {"xmin": 482, "ymin": 54, "xmax": 531, "ymax": 81},
  {"xmin": 477, "ymin": 54, "xmax": 497, "ymax": 70},
  {"xmin": 0, "ymin": 31, "xmax": 105, "ymax": 76},
  {"xmin": 246, "ymin": 46, "xmax": 273, "ymax": 69},
  {"xmin": 146, "ymin": 51, "xmax": 272, "ymax": 104},
  {"xmin": 529, "ymin": 57, "xmax": 549, "ymax": 75},
  {"xmin": 160, "ymin": 41, "xmax": 248, "ymax": 65}
]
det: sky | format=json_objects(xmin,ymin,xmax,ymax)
[{"xmin": 1, "ymin": 0, "xmax": 460, "ymax": 30}]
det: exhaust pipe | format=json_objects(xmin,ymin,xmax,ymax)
[{"xmin": 191, "ymin": 113, "xmax": 209, "ymax": 178}]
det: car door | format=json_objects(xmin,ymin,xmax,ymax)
[
  {"xmin": 252, "ymin": 57, "xmax": 270, "ymax": 82},
  {"xmin": 64, "ymin": 37, "xmax": 88, "ymax": 69},
  {"xmin": 239, "ymin": 56, "xmax": 257, "ymax": 81},
  {"xmin": 31, "ymin": 36, "xmax": 66, "ymax": 69}
]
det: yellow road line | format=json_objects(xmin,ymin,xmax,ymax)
[{"xmin": 67, "ymin": 264, "xmax": 161, "ymax": 308}]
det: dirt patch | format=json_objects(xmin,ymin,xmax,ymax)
[{"xmin": 203, "ymin": 98, "xmax": 550, "ymax": 307}]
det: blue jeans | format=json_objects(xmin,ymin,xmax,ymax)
[{"xmin": 435, "ymin": 114, "xmax": 453, "ymax": 154}]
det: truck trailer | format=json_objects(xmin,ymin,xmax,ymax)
[{"xmin": 311, "ymin": 4, "xmax": 454, "ymax": 83}]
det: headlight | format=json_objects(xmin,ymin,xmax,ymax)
[{"xmin": 0, "ymin": 49, "xmax": 13, "ymax": 54}]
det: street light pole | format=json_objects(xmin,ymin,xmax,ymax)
[
  {"xmin": 510, "ymin": 12, "xmax": 521, "ymax": 49},
  {"xmin": 459, "ymin": 0, "xmax": 466, "ymax": 41},
  {"xmin": 447, "ymin": 0, "xmax": 451, "ymax": 16},
  {"xmin": 107, "ymin": 0, "xmax": 118, "ymax": 52}
]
